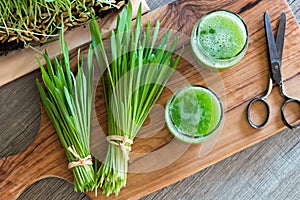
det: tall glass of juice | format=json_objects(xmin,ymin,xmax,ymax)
[
  {"xmin": 165, "ymin": 85, "xmax": 224, "ymax": 144},
  {"xmin": 191, "ymin": 10, "xmax": 248, "ymax": 70}
]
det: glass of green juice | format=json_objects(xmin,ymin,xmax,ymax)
[
  {"xmin": 165, "ymin": 85, "xmax": 224, "ymax": 144},
  {"xmin": 191, "ymin": 10, "xmax": 248, "ymax": 70}
]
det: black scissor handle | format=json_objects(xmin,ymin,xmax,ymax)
[
  {"xmin": 281, "ymin": 97, "xmax": 300, "ymax": 129},
  {"xmin": 247, "ymin": 97, "xmax": 270, "ymax": 129}
]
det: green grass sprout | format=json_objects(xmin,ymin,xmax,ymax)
[
  {"xmin": 0, "ymin": 0, "xmax": 125, "ymax": 48},
  {"xmin": 90, "ymin": 2, "xmax": 182, "ymax": 196},
  {"xmin": 36, "ymin": 29, "xmax": 96, "ymax": 192}
]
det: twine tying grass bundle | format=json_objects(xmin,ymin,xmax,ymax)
[
  {"xmin": 90, "ymin": 2, "xmax": 181, "ymax": 196},
  {"xmin": 67, "ymin": 146, "xmax": 93, "ymax": 171},
  {"xmin": 36, "ymin": 31, "xmax": 96, "ymax": 192},
  {"xmin": 106, "ymin": 135, "xmax": 133, "ymax": 160}
]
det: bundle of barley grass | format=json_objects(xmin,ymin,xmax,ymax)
[
  {"xmin": 90, "ymin": 2, "xmax": 181, "ymax": 196},
  {"xmin": 36, "ymin": 31, "xmax": 95, "ymax": 192},
  {"xmin": 0, "ymin": 0, "xmax": 127, "ymax": 55}
]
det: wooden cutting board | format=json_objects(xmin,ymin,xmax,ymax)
[{"xmin": 1, "ymin": 0, "xmax": 300, "ymax": 199}]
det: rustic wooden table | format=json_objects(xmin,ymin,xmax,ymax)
[{"xmin": 0, "ymin": 0, "xmax": 299, "ymax": 199}]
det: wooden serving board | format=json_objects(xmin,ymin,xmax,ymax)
[{"xmin": 1, "ymin": 0, "xmax": 300, "ymax": 199}]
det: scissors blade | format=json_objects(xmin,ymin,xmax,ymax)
[
  {"xmin": 275, "ymin": 12, "xmax": 286, "ymax": 60},
  {"xmin": 264, "ymin": 12, "xmax": 279, "ymax": 61},
  {"xmin": 264, "ymin": 12, "xmax": 282, "ymax": 85}
]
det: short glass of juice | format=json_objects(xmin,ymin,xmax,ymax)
[
  {"xmin": 165, "ymin": 85, "xmax": 224, "ymax": 144},
  {"xmin": 191, "ymin": 10, "xmax": 248, "ymax": 70}
]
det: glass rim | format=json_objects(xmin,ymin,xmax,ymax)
[
  {"xmin": 166, "ymin": 84, "xmax": 224, "ymax": 141},
  {"xmin": 192, "ymin": 9, "xmax": 249, "ymax": 61}
]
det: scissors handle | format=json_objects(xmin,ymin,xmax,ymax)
[
  {"xmin": 281, "ymin": 97, "xmax": 300, "ymax": 129},
  {"xmin": 247, "ymin": 97, "xmax": 270, "ymax": 129}
]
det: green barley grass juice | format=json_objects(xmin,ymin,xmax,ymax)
[
  {"xmin": 191, "ymin": 10, "xmax": 248, "ymax": 70},
  {"xmin": 165, "ymin": 85, "xmax": 224, "ymax": 144}
]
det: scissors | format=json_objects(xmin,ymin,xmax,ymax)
[{"xmin": 247, "ymin": 12, "xmax": 300, "ymax": 129}]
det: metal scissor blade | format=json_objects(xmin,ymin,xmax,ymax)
[
  {"xmin": 276, "ymin": 12, "xmax": 286, "ymax": 60},
  {"xmin": 264, "ymin": 12, "xmax": 279, "ymax": 61},
  {"xmin": 265, "ymin": 11, "xmax": 282, "ymax": 85}
]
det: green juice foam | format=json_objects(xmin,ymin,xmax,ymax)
[
  {"xmin": 191, "ymin": 10, "xmax": 248, "ymax": 70},
  {"xmin": 165, "ymin": 85, "xmax": 223, "ymax": 144}
]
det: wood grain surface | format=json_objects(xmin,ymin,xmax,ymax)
[
  {"xmin": 1, "ymin": 0, "xmax": 300, "ymax": 200},
  {"xmin": 17, "ymin": 177, "xmax": 90, "ymax": 200},
  {"xmin": 0, "ymin": 70, "xmax": 41, "ymax": 158}
]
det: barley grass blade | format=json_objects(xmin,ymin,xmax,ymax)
[
  {"xmin": 91, "ymin": 2, "xmax": 182, "ymax": 196},
  {"xmin": 36, "ymin": 31, "xmax": 96, "ymax": 192}
]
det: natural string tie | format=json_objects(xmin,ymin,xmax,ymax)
[
  {"xmin": 67, "ymin": 146, "xmax": 93, "ymax": 172},
  {"xmin": 106, "ymin": 135, "xmax": 133, "ymax": 161}
]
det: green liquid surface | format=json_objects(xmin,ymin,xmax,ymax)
[
  {"xmin": 198, "ymin": 11, "xmax": 246, "ymax": 59},
  {"xmin": 169, "ymin": 87, "xmax": 221, "ymax": 137}
]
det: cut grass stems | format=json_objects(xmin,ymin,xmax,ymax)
[
  {"xmin": 36, "ymin": 30, "xmax": 96, "ymax": 192},
  {"xmin": 90, "ymin": 2, "xmax": 182, "ymax": 196}
]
